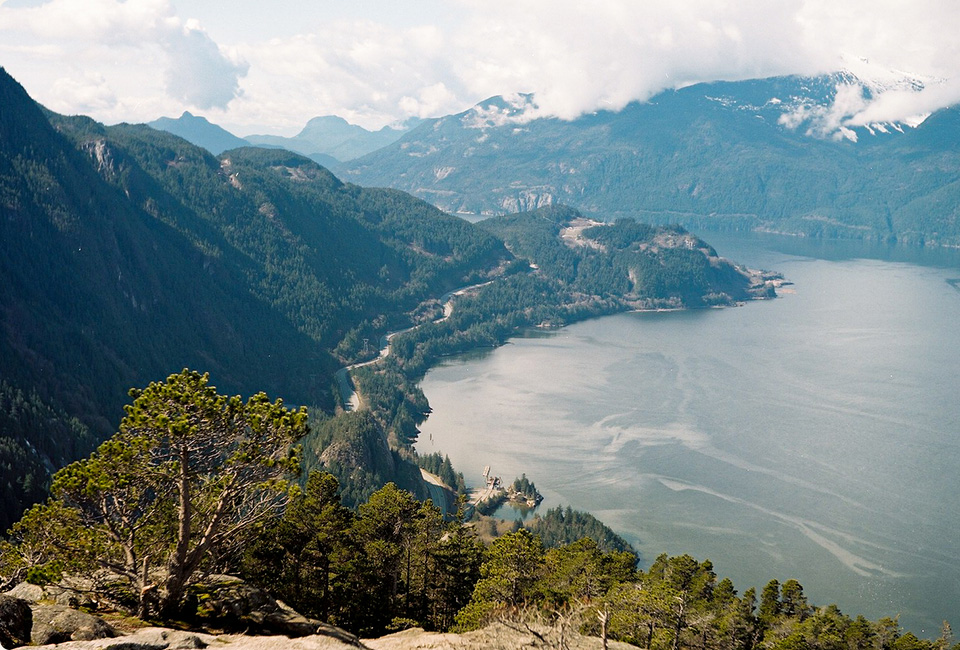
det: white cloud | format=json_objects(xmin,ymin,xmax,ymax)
[
  {"xmin": 776, "ymin": 67, "xmax": 960, "ymax": 141},
  {"xmin": 0, "ymin": 0, "xmax": 958, "ymax": 132},
  {"xmin": 227, "ymin": 20, "xmax": 465, "ymax": 131},
  {"xmin": 164, "ymin": 20, "xmax": 248, "ymax": 109},
  {"xmin": 48, "ymin": 72, "xmax": 117, "ymax": 113},
  {"xmin": 846, "ymin": 80, "xmax": 960, "ymax": 127},
  {"xmin": 451, "ymin": 0, "xmax": 819, "ymax": 121},
  {"xmin": 460, "ymin": 94, "xmax": 539, "ymax": 129},
  {"xmin": 441, "ymin": 0, "xmax": 960, "ymax": 130},
  {"xmin": 778, "ymin": 83, "xmax": 869, "ymax": 141},
  {"xmin": 399, "ymin": 82, "xmax": 460, "ymax": 120},
  {"xmin": 0, "ymin": 0, "xmax": 247, "ymax": 119}
]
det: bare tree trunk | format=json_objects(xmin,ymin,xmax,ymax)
[
  {"xmin": 136, "ymin": 555, "xmax": 155, "ymax": 619},
  {"xmin": 160, "ymin": 447, "xmax": 192, "ymax": 618},
  {"xmin": 597, "ymin": 609, "xmax": 609, "ymax": 650},
  {"xmin": 672, "ymin": 596, "xmax": 686, "ymax": 650},
  {"xmin": 558, "ymin": 611, "xmax": 566, "ymax": 650}
]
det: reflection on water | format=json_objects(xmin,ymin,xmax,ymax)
[
  {"xmin": 491, "ymin": 502, "xmax": 540, "ymax": 522},
  {"xmin": 416, "ymin": 232, "xmax": 960, "ymax": 635}
]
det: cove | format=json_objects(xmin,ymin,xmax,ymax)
[{"xmin": 416, "ymin": 231, "xmax": 960, "ymax": 635}]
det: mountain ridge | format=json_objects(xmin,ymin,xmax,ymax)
[
  {"xmin": 244, "ymin": 115, "xmax": 414, "ymax": 162},
  {"xmin": 147, "ymin": 111, "xmax": 251, "ymax": 155}
]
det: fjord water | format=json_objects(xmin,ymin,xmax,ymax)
[{"xmin": 416, "ymin": 232, "xmax": 960, "ymax": 634}]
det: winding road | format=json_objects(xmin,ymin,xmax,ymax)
[{"xmin": 335, "ymin": 280, "xmax": 493, "ymax": 411}]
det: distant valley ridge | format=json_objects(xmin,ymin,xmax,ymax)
[{"xmin": 339, "ymin": 71, "xmax": 960, "ymax": 247}]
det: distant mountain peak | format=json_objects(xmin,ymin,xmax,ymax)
[
  {"xmin": 303, "ymin": 115, "xmax": 352, "ymax": 128},
  {"xmin": 343, "ymin": 71, "xmax": 960, "ymax": 246},
  {"xmin": 245, "ymin": 114, "xmax": 413, "ymax": 163},
  {"xmin": 836, "ymin": 53, "xmax": 941, "ymax": 94},
  {"xmin": 772, "ymin": 67, "xmax": 940, "ymax": 142},
  {"xmin": 461, "ymin": 93, "xmax": 539, "ymax": 129},
  {"xmin": 147, "ymin": 111, "xmax": 249, "ymax": 155}
]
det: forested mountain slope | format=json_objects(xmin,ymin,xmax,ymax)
[
  {"xmin": 0, "ymin": 67, "xmax": 508, "ymax": 528},
  {"xmin": 0, "ymin": 66, "xmax": 779, "ymax": 530},
  {"xmin": 479, "ymin": 205, "xmax": 768, "ymax": 307}
]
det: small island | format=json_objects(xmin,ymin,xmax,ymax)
[{"xmin": 473, "ymin": 467, "xmax": 544, "ymax": 515}]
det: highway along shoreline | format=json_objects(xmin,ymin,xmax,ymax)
[{"xmin": 334, "ymin": 280, "xmax": 494, "ymax": 411}]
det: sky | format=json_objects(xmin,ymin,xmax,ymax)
[{"xmin": 0, "ymin": 0, "xmax": 958, "ymax": 135}]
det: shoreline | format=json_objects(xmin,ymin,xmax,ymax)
[
  {"xmin": 410, "ymin": 268, "xmax": 787, "ymax": 498},
  {"xmin": 411, "ymin": 244, "xmax": 960, "ymax": 635},
  {"xmin": 335, "ymin": 280, "xmax": 496, "ymax": 412}
]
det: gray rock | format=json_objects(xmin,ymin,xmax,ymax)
[
  {"xmin": 6, "ymin": 582, "xmax": 44, "ymax": 602},
  {"xmin": 0, "ymin": 595, "xmax": 32, "ymax": 648},
  {"xmin": 50, "ymin": 577, "xmax": 100, "ymax": 610},
  {"xmin": 314, "ymin": 621, "xmax": 364, "ymax": 647},
  {"xmin": 30, "ymin": 603, "xmax": 117, "ymax": 645},
  {"xmin": 111, "ymin": 629, "xmax": 208, "ymax": 649},
  {"xmin": 6, "ymin": 580, "xmax": 98, "ymax": 610},
  {"xmin": 192, "ymin": 575, "xmax": 276, "ymax": 622},
  {"xmin": 100, "ymin": 642, "xmax": 167, "ymax": 650},
  {"xmin": 189, "ymin": 576, "xmax": 357, "ymax": 641},
  {"xmin": 30, "ymin": 626, "xmax": 366, "ymax": 650},
  {"xmin": 27, "ymin": 626, "xmax": 217, "ymax": 650}
]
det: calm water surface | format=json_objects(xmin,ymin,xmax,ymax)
[{"xmin": 416, "ymin": 232, "xmax": 960, "ymax": 634}]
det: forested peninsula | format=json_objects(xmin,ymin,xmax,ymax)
[{"xmin": 0, "ymin": 67, "xmax": 953, "ymax": 649}]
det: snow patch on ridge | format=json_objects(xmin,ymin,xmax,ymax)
[
  {"xmin": 461, "ymin": 93, "xmax": 540, "ymax": 129},
  {"xmin": 775, "ymin": 60, "xmax": 946, "ymax": 142}
]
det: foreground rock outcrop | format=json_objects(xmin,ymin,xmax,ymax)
[
  {"xmin": 0, "ymin": 595, "xmax": 32, "ymax": 648},
  {"xmin": 23, "ymin": 622, "xmax": 636, "ymax": 650},
  {"xmin": 29, "ymin": 626, "xmax": 357, "ymax": 650},
  {"xmin": 365, "ymin": 623, "xmax": 636, "ymax": 650},
  {"xmin": 1, "ymin": 575, "xmax": 631, "ymax": 650},
  {"xmin": 30, "ymin": 604, "xmax": 118, "ymax": 645},
  {"xmin": 178, "ymin": 575, "xmax": 358, "ymax": 645},
  {"xmin": 7, "ymin": 579, "xmax": 99, "ymax": 610}
]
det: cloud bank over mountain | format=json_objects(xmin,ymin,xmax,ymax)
[{"xmin": 0, "ymin": 0, "xmax": 956, "ymax": 132}]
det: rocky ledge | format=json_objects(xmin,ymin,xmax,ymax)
[
  {"xmin": 16, "ymin": 622, "xmax": 637, "ymax": 650},
  {"xmin": 0, "ymin": 576, "xmax": 635, "ymax": 650}
]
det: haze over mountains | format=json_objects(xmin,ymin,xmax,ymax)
[
  {"xmin": 8, "ymin": 62, "xmax": 960, "ymax": 526},
  {"xmin": 2, "ymin": 66, "xmax": 762, "ymax": 528},
  {"xmin": 147, "ymin": 111, "xmax": 250, "ymax": 156},
  {"xmin": 150, "ymin": 112, "xmax": 415, "ymax": 163},
  {"xmin": 245, "ymin": 116, "xmax": 415, "ymax": 163}
]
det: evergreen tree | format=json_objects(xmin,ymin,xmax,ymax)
[
  {"xmin": 242, "ymin": 471, "xmax": 354, "ymax": 622},
  {"xmin": 454, "ymin": 529, "xmax": 546, "ymax": 631},
  {"xmin": 23, "ymin": 370, "xmax": 307, "ymax": 618},
  {"xmin": 759, "ymin": 579, "xmax": 783, "ymax": 625}
]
